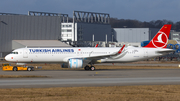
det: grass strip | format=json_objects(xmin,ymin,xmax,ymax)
[{"xmin": 0, "ymin": 85, "xmax": 180, "ymax": 101}]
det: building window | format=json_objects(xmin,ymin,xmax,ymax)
[
  {"xmin": 67, "ymin": 30, "xmax": 72, "ymax": 32},
  {"xmin": 62, "ymin": 29, "xmax": 66, "ymax": 32},
  {"xmin": 62, "ymin": 29, "xmax": 72, "ymax": 32},
  {"xmin": 173, "ymin": 33, "xmax": 179, "ymax": 36},
  {"xmin": 61, "ymin": 34, "xmax": 68, "ymax": 37},
  {"xmin": 173, "ymin": 38, "xmax": 179, "ymax": 40},
  {"xmin": 62, "ymin": 25, "xmax": 72, "ymax": 28}
]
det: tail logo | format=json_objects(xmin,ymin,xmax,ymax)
[{"xmin": 152, "ymin": 31, "xmax": 168, "ymax": 48}]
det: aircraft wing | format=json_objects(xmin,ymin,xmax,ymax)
[{"xmin": 86, "ymin": 45, "xmax": 126, "ymax": 60}]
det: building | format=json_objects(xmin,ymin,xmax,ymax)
[
  {"xmin": 0, "ymin": 11, "xmax": 67, "ymax": 57},
  {"xmin": 61, "ymin": 23, "xmax": 111, "ymax": 42},
  {"xmin": 113, "ymin": 28, "xmax": 160, "ymax": 43},
  {"xmin": 0, "ymin": 11, "xmax": 112, "ymax": 57},
  {"xmin": 61, "ymin": 11, "xmax": 111, "ymax": 42},
  {"xmin": 61, "ymin": 23, "xmax": 74, "ymax": 41},
  {"xmin": 171, "ymin": 30, "xmax": 180, "ymax": 41}
]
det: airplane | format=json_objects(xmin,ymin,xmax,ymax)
[{"xmin": 5, "ymin": 24, "xmax": 174, "ymax": 71}]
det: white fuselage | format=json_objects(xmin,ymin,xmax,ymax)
[{"xmin": 5, "ymin": 46, "xmax": 171, "ymax": 63}]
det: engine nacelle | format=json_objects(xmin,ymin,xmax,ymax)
[
  {"xmin": 61, "ymin": 59, "xmax": 83, "ymax": 69},
  {"xmin": 69, "ymin": 59, "xmax": 83, "ymax": 68}
]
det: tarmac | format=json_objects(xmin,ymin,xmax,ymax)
[{"xmin": 0, "ymin": 68, "xmax": 180, "ymax": 88}]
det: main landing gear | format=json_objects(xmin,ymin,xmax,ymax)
[{"xmin": 84, "ymin": 65, "xmax": 95, "ymax": 71}]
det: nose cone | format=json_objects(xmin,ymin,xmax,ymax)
[
  {"xmin": 5, "ymin": 54, "xmax": 12, "ymax": 61},
  {"xmin": 5, "ymin": 55, "xmax": 9, "ymax": 61}
]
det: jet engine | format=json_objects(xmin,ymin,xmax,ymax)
[{"xmin": 61, "ymin": 59, "xmax": 83, "ymax": 69}]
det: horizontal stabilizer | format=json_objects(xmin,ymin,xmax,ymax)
[{"xmin": 156, "ymin": 49, "xmax": 175, "ymax": 54}]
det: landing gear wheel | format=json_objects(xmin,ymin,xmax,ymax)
[
  {"xmin": 27, "ymin": 67, "xmax": 32, "ymax": 71},
  {"xmin": 31, "ymin": 67, "xmax": 34, "ymax": 71},
  {"xmin": 90, "ymin": 66, "xmax": 95, "ymax": 71},
  {"xmin": 13, "ymin": 67, "xmax": 17, "ymax": 71},
  {"xmin": 84, "ymin": 66, "xmax": 90, "ymax": 70}
]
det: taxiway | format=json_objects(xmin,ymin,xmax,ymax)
[{"xmin": 0, "ymin": 68, "xmax": 180, "ymax": 88}]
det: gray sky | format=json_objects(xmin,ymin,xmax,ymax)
[{"xmin": 0, "ymin": 0, "xmax": 180, "ymax": 22}]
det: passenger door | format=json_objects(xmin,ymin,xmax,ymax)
[{"xmin": 23, "ymin": 49, "xmax": 28, "ymax": 58}]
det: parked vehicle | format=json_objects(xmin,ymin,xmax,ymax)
[{"xmin": 2, "ymin": 63, "xmax": 34, "ymax": 71}]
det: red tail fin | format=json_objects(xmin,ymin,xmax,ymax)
[{"xmin": 144, "ymin": 24, "xmax": 171, "ymax": 48}]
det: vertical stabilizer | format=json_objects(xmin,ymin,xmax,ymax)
[{"xmin": 144, "ymin": 24, "xmax": 171, "ymax": 48}]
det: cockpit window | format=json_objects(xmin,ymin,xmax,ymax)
[{"xmin": 11, "ymin": 52, "xmax": 18, "ymax": 54}]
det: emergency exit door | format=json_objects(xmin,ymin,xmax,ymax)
[{"xmin": 144, "ymin": 50, "xmax": 148, "ymax": 57}]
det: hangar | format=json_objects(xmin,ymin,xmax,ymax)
[
  {"xmin": 0, "ymin": 11, "xmax": 112, "ymax": 57},
  {"xmin": 113, "ymin": 28, "xmax": 159, "ymax": 43}
]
